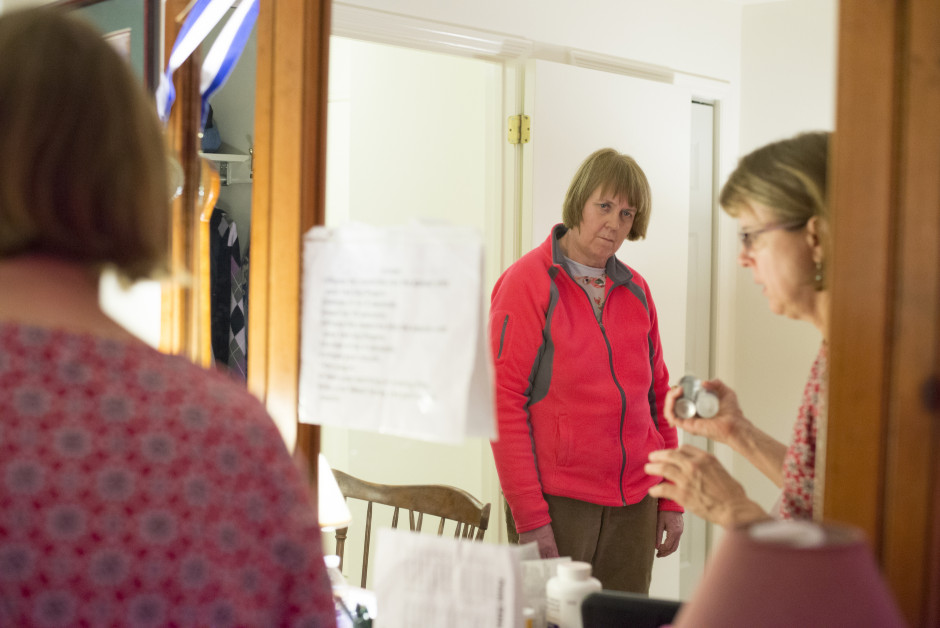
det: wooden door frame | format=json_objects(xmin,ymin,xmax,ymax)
[
  {"xmin": 160, "ymin": 0, "xmax": 204, "ymax": 361},
  {"xmin": 825, "ymin": 0, "xmax": 939, "ymax": 625},
  {"xmin": 246, "ymin": 0, "xmax": 330, "ymax": 478},
  {"xmin": 160, "ymin": 0, "xmax": 330, "ymax": 463},
  {"xmin": 159, "ymin": 0, "xmax": 329, "ymax": 518}
]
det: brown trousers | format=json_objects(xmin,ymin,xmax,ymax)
[{"xmin": 507, "ymin": 494, "xmax": 657, "ymax": 594}]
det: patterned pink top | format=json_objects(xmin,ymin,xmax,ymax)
[
  {"xmin": 0, "ymin": 322, "xmax": 336, "ymax": 627},
  {"xmin": 779, "ymin": 342, "xmax": 828, "ymax": 521}
]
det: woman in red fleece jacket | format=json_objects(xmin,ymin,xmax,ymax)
[{"xmin": 489, "ymin": 148, "xmax": 683, "ymax": 594}]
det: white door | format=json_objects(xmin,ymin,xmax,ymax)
[
  {"xmin": 679, "ymin": 101, "xmax": 716, "ymax": 598},
  {"xmin": 521, "ymin": 59, "xmax": 692, "ymax": 600},
  {"xmin": 320, "ymin": 36, "xmax": 506, "ymax": 588}
]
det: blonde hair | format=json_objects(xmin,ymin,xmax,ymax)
[
  {"xmin": 0, "ymin": 8, "xmax": 169, "ymax": 281},
  {"xmin": 562, "ymin": 148, "xmax": 652, "ymax": 241},
  {"xmin": 719, "ymin": 131, "xmax": 829, "ymax": 226}
]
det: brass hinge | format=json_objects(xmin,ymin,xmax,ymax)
[{"xmin": 507, "ymin": 114, "xmax": 530, "ymax": 144}]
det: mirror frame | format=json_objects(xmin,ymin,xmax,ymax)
[{"xmin": 246, "ymin": 0, "xmax": 331, "ymax": 463}]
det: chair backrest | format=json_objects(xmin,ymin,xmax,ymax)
[{"xmin": 331, "ymin": 469, "xmax": 491, "ymax": 588}]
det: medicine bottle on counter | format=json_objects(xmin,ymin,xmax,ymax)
[{"xmin": 545, "ymin": 561, "xmax": 601, "ymax": 628}]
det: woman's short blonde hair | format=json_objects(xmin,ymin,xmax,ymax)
[
  {"xmin": 719, "ymin": 131, "xmax": 829, "ymax": 226},
  {"xmin": 0, "ymin": 8, "xmax": 169, "ymax": 281},
  {"xmin": 562, "ymin": 148, "xmax": 652, "ymax": 241}
]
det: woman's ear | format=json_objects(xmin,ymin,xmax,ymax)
[{"xmin": 805, "ymin": 216, "xmax": 827, "ymax": 264}]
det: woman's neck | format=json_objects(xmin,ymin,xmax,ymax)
[
  {"xmin": 0, "ymin": 254, "xmax": 137, "ymax": 341},
  {"xmin": 809, "ymin": 290, "xmax": 830, "ymax": 342}
]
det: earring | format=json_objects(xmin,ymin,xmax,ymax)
[{"xmin": 815, "ymin": 261, "xmax": 824, "ymax": 290}]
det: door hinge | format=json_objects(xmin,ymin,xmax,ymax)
[{"xmin": 507, "ymin": 114, "xmax": 530, "ymax": 144}]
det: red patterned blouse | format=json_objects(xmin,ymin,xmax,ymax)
[
  {"xmin": 778, "ymin": 342, "xmax": 828, "ymax": 521},
  {"xmin": 0, "ymin": 322, "xmax": 336, "ymax": 627}
]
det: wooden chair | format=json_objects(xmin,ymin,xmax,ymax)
[{"xmin": 331, "ymin": 469, "xmax": 491, "ymax": 588}]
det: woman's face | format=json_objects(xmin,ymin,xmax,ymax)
[
  {"xmin": 565, "ymin": 186, "xmax": 635, "ymax": 268},
  {"xmin": 736, "ymin": 201, "xmax": 818, "ymax": 321}
]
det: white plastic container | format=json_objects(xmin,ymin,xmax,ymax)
[{"xmin": 545, "ymin": 561, "xmax": 602, "ymax": 628}]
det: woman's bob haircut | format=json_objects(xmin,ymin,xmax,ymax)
[
  {"xmin": 562, "ymin": 148, "xmax": 652, "ymax": 241},
  {"xmin": 0, "ymin": 8, "xmax": 170, "ymax": 281}
]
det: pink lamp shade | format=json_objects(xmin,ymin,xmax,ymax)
[{"xmin": 673, "ymin": 520, "xmax": 907, "ymax": 628}]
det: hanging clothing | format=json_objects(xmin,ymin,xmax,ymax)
[
  {"xmin": 209, "ymin": 207, "xmax": 248, "ymax": 381},
  {"xmin": 228, "ymin": 242, "xmax": 248, "ymax": 380}
]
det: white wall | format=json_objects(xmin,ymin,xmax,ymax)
[
  {"xmin": 318, "ymin": 36, "xmax": 503, "ymax": 588},
  {"xmin": 334, "ymin": 0, "xmax": 839, "ymax": 596},
  {"xmin": 339, "ymin": 0, "xmax": 743, "ymax": 83},
  {"xmin": 719, "ymin": 0, "xmax": 838, "ymax": 520},
  {"xmin": 326, "ymin": 1, "xmax": 747, "ymax": 602}
]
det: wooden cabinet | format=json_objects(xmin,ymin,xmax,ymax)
[{"xmin": 825, "ymin": 1, "xmax": 940, "ymax": 625}]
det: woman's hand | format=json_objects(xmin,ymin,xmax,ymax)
[
  {"xmin": 518, "ymin": 523, "xmax": 560, "ymax": 558},
  {"xmin": 663, "ymin": 378, "xmax": 748, "ymax": 446},
  {"xmin": 645, "ymin": 445, "xmax": 768, "ymax": 529},
  {"xmin": 655, "ymin": 510, "xmax": 683, "ymax": 557}
]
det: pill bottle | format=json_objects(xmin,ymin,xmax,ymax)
[
  {"xmin": 545, "ymin": 561, "xmax": 601, "ymax": 628},
  {"xmin": 522, "ymin": 606, "xmax": 535, "ymax": 628}
]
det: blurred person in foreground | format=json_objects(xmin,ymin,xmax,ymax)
[
  {"xmin": 490, "ymin": 148, "xmax": 683, "ymax": 594},
  {"xmin": 0, "ymin": 8, "xmax": 335, "ymax": 626},
  {"xmin": 646, "ymin": 131, "xmax": 830, "ymax": 528}
]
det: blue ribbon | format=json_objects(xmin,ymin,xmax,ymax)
[
  {"xmin": 155, "ymin": 0, "xmax": 241, "ymax": 125},
  {"xmin": 200, "ymin": 0, "xmax": 259, "ymax": 127}
]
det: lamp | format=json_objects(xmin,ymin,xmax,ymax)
[
  {"xmin": 673, "ymin": 520, "xmax": 906, "ymax": 627},
  {"xmin": 318, "ymin": 454, "xmax": 352, "ymax": 531}
]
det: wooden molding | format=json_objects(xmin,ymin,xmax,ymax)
[
  {"xmin": 160, "ymin": 0, "xmax": 202, "ymax": 360},
  {"xmin": 247, "ymin": 0, "xmax": 330, "ymax": 465},
  {"xmin": 826, "ymin": 0, "xmax": 940, "ymax": 623},
  {"xmin": 882, "ymin": 0, "xmax": 940, "ymax": 620}
]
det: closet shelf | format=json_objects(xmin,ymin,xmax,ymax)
[{"xmin": 199, "ymin": 142, "xmax": 249, "ymax": 163}]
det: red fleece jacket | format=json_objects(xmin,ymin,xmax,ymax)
[{"xmin": 489, "ymin": 225, "xmax": 682, "ymax": 533}]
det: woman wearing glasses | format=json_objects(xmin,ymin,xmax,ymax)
[{"xmin": 645, "ymin": 131, "xmax": 830, "ymax": 528}]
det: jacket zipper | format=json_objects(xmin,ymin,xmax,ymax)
[
  {"xmin": 573, "ymin": 275, "xmax": 630, "ymax": 507},
  {"xmin": 578, "ymin": 274, "xmax": 627, "ymax": 506},
  {"xmin": 598, "ymin": 318, "xmax": 629, "ymax": 506}
]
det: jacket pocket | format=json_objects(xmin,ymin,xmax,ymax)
[{"xmin": 490, "ymin": 310, "xmax": 512, "ymax": 363}]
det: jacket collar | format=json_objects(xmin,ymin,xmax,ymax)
[{"xmin": 549, "ymin": 223, "xmax": 633, "ymax": 286}]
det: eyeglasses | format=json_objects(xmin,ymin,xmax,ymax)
[{"xmin": 738, "ymin": 220, "xmax": 807, "ymax": 251}]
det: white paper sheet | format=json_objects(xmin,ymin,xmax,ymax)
[
  {"xmin": 298, "ymin": 223, "xmax": 496, "ymax": 444},
  {"xmin": 298, "ymin": 224, "xmax": 496, "ymax": 443},
  {"xmin": 372, "ymin": 528, "xmax": 523, "ymax": 628}
]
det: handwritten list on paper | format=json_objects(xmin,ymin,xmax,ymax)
[
  {"xmin": 298, "ymin": 224, "xmax": 495, "ymax": 444},
  {"xmin": 317, "ymin": 276, "xmax": 446, "ymax": 403}
]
